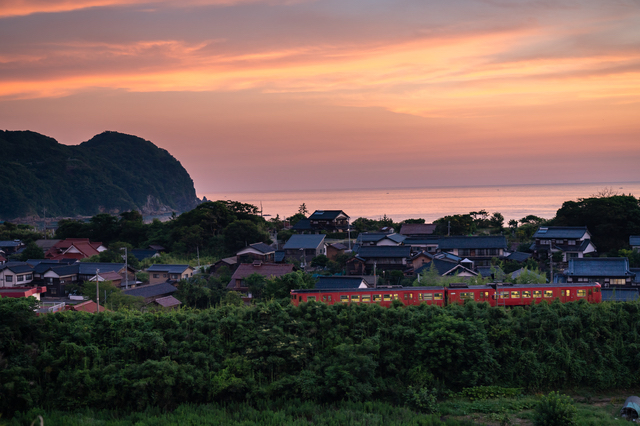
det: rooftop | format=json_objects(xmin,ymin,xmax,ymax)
[
  {"xmin": 284, "ymin": 234, "xmax": 325, "ymax": 250},
  {"xmin": 533, "ymin": 226, "xmax": 589, "ymax": 239}
]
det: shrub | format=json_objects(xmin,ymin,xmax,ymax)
[
  {"xmin": 533, "ymin": 391, "xmax": 576, "ymax": 426},
  {"xmin": 406, "ymin": 386, "xmax": 438, "ymax": 414}
]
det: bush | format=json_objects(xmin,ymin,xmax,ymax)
[
  {"xmin": 406, "ymin": 386, "xmax": 438, "ymax": 414},
  {"xmin": 533, "ymin": 391, "xmax": 576, "ymax": 426}
]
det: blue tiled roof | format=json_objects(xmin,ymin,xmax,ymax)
[
  {"xmin": 0, "ymin": 241, "xmax": 22, "ymax": 248},
  {"xmin": 565, "ymin": 257, "xmax": 633, "ymax": 277},
  {"xmin": 292, "ymin": 219, "xmax": 312, "ymax": 231},
  {"xmin": 438, "ymin": 236, "xmax": 507, "ymax": 250},
  {"xmin": 45, "ymin": 264, "xmax": 80, "ymax": 276},
  {"xmin": 147, "ymin": 264, "xmax": 191, "ymax": 274},
  {"xmin": 630, "ymin": 236, "xmax": 640, "ymax": 246},
  {"xmin": 79, "ymin": 263, "xmax": 125, "ymax": 275},
  {"xmin": 507, "ymin": 251, "xmax": 532, "ymax": 262},
  {"xmin": 309, "ymin": 210, "xmax": 348, "ymax": 220},
  {"xmin": 602, "ymin": 289, "xmax": 640, "ymax": 302},
  {"xmin": 357, "ymin": 246, "xmax": 411, "ymax": 258},
  {"xmin": 533, "ymin": 226, "xmax": 588, "ymax": 239},
  {"xmin": 415, "ymin": 259, "xmax": 460, "ymax": 276},
  {"xmin": 123, "ymin": 282, "xmax": 178, "ymax": 298},
  {"xmin": 6, "ymin": 264, "xmax": 34, "ymax": 274},
  {"xmin": 284, "ymin": 234, "xmax": 325, "ymax": 250},
  {"xmin": 316, "ymin": 276, "xmax": 367, "ymax": 289},
  {"xmin": 130, "ymin": 249, "xmax": 158, "ymax": 261},
  {"xmin": 243, "ymin": 243, "xmax": 274, "ymax": 254}
]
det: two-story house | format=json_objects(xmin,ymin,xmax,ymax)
[
  {"xmin": 347, "ymin": 246, "xmax": 412, "ymax": 275},
  {"xmin": 227, "ymin": 262, "xmax": 294, "ymax": 294},
  {"xmin": 531, "ymin": 226, "xmax": 597, "ymax": 262},
  {"xmin": 146, "ymin": 264, "xmax": 194, "ymax": 284},
  {"xmin": 355, "ymin": 233, "xmax": 405, "ymax": 247},
  {"xmin": 236, "ymin": 243, "xmax": 276, "ymax": 263},
  {"xmin": 564, "ymin": 257, "xmax": 635, "ymax": 288},
  {"xmin": 44, "ymin": 238, "xmax": 107, "ymax": 260},
  {"xmin": 283, "ymin": 234, "xmax": 326, "ymax": 264},
  {"xmin": 437, "ymin": 236, "xmax": 507, "ymax": 267},
  {"xmin": 0, "ymin": 262, "xmax": 35, "ymax": 287},
  {"xmin": 308, "ymin": 210, "xmax": 350, "ymax": 232}
]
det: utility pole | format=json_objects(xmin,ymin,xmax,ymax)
[
  {"xmin": 43, "ymin": 208, "xmax": 47, "ymax": 239},
  {"xmin": 448, "ymin": 220, "xmax": 451, "ymax": 237},
  {"xmin": 197, "ymin": 246, "xmax": 201, "ymax": 268},
  {"xmin": 548, "ymin": 249, "xmax": 554, "ymax": 283},
  {"xmin": 96, "ymin": 269, "xmax": 100, "ymax": 314},
  {"xmin": 373, "ymin": 261, "xmax": 377, "ymax": 288},
  {"xmin": 121, "ymin": 247, "xmax": 129, "ymax": 289}
]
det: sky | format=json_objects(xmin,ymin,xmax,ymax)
[{"xmin": 1, "ymin": 0, "xmax": 639, "ymax": 196}]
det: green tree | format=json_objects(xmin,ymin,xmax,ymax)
[
  {"xmin": 434, "ymin": 214, "xmax": 476, "ymax": 235},
  {"xmin": 298, "ymin": 203, "xmax": 309, "ymax": 215},
  {"xmin": 533, "ymin": 392, "xmax": 577, "ymax": 426},
  {"xmin": 223, "ymin": 220, "xmax": 270, "ymax": 253},
  {"xmin": 19, "ymin": 241, "xmax": 44, "ymax": 261}
]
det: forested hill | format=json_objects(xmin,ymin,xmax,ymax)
[{"xmin": 0, "ymin": 130, "xmax": 198, "ymax": 219}]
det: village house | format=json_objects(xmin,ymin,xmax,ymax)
[
  {"xmin": 530, "ymin": 226, "xmax": 597, "ymax": 262},
  {"xmin": 414, "ymin": 257, "xmax": 478, "ymax": 278},
  {"xmin": 326, "ymin": 242, "xmax": 348, "ymax": 261},
  {"xmin": 227, "ymin": 262, "xmax": 294, "ymax": 294},
  {"xmin": 347, "ymin": 246, "xmax": 412, "ymax": 275},
  {"xmin": 564, "ymin": 257, "xmax": 635, "ymax": 288},
  {"xmin": 399, "ymin": 223, "xmax": 436, "ymax": 237},
  {"xmin": 291, "ymin": 210, "xmax": 350, "ymax": 233},
  {"xmin": 437, "ymin": 236, "xmax": 507, "ymax": 267},
  {"xmin": 0, "ymin": 262, "xmax": 35, "ymax": 287},
  {"xmin": 283, "ymin": 234, "xmax": 326, "ymax": 264},
  {"xmin": 0, "ymin": 240, "xmax": 25, "ymax": 255},
  {"xmin": 315, "ymin": 276, "xmax": 370, "ymax": 290},
  {"xmin": 355, "ymin": 232, "xmax": 405, "ymax": 247},
  {"xmin": 236, "ymin": 242, "xmax": 276, "ymax": 263},
  {"xmin": 630, "ymin": 236, "xmax": 640, "ymax": 252},
  {"xmin": 122, "ymin": 282, "xmax": 180, "ymax": 305},
  {"xmin": 146, "ymin": 264, "xmax": 194, "ymax": 284},
  {"xmin": 44, "ymin": 238, "xmax": 107, "ymax": 260}
]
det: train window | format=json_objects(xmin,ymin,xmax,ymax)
[
  {"xmin": 422, "ymin": 293, "xmax": 433, "ymax": 300},
  {"xmin": 511, "ymin": 291, "xmax": 520, "ymax": 298},
  {"xmin": 383, "ymin": 294, "xmax": 392, "ymax": 302},
  {"xmin": 362, "ymin": 295, "xmax": 371, "ymax": 302},
  {"xmin": 564, "ymin": 290, "xmax": 571, "ymax": 297},
  {"xmin": 533, "ymin": 290, "xmax": 542, "ymax": 298},
  {"xmin": 500, "ymin": 291, "xmax": 509, "ymax": 299},
  {"xmin": 544, "ymin": 290, "xmax": 553, "ymax": 298},
  {"xmin": 460, "ymin": 292, "xmax": 474, "ymax": 300},
  {"xmin": 434, "ymin": 293, "xmax": 443, "ymax": 300},
  {"xmin": 408, "ymin": 293, "xmax": 414, "ymax": 299},
  {"xmin": 483, "ymin": 291, "xmax": 490, "ymax": 298},
  {"xmin": 351, "ymin": 295, "xmax": 360, "ymax": 302},
  {"xmin": 522, "ymin": 291, "xmax": 531, "ymax": 298},
  {"xmin": 373, "ymin": 294, "xmax": 382, "ymax": 302},
  {"xmin": 340, "ymin": 295, "xmax": 349, "ymax": 303},
  {"xmin": 322, "ymin": 295, "xmax": 328, "ymax": 302},
  {"xmin": 577, "ymin": 289, "xmax": 586, "ymax": 297},
  {"xmin": 393, "ymin": 294, "xmax": 399, "ymax": 300},
  {"xmin": 328, "ymin": 296, "xmax": 332, "ymax": 302}
]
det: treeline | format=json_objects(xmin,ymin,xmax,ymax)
[{"xmin": 3, "ymin": 297, "xmax": 640, "ymax": 416}]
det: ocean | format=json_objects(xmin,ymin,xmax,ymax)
[{"xmin": 202, "ymin": 181, "xmax": 640, "ymax": 224}]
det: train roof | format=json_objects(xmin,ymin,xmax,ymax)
[
  {"xmin": 292, "ymin": 286, "xmax": 446, "ymax": 294},
  {"xmin": 291, "ymin": 282, "xmax": 600, "ymax": 294}
]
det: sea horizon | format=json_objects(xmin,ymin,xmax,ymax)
[{"xmin": 202, "ymin": 181, "xmax": 640, "ymax": 224}]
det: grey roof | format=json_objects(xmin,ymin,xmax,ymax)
[
  {"xmin": 79, "ymin": 263, "xmax": 125, "ymax": 275},
  {"xmin": 44, "ymin": 264, "xmax": 80, "ymax": 277},
  {"xmin": 399, "ymin": 223, "xmax": 437, "ymax": 236},
  {"xmin": 146, "ymin": 264, "xmax": 191, "ymax": 274},
  {"xmin": 434, "ymin": 252, "xmax": 462, "ymax": 262},
  {"xmin": 533, "ymin": 226, "xmax": 589, "ymax": 239},
  {"xmin": 403, "ymin": 237, "xmax": 441, "ymax": 245},
  {"xmin": 630, "ymin": 236, "xmax": 640, "ymax": 246},
  {"xmin": 438, "ymin": 236, "xmax": 507, "ymax": 250},
  {"xmin": 154, "ymin": 295, "xmax": 182, "ymax": 307},
  {"xmin": 123, "ymin": 282, "xmax": 178, "ymax": 298},
  {"xmin": 415, "ymin": 259, "xmax": 466, "ymax": 276},
  {"xmin": 309, "ymin": 210, "xmax": 349, "ymax": 220},
  {"xmin": 284, "ymin": 234, "xmax": 325, "ymax": 250},
  {"xmin": 315, "ymin": 276, "xmax": 367, "ymax": 289},
  {"xmin": 357, "ymin": 246, "xmax": 411, "ymax": 258},
  {"xmin": 329, "ymin": 243, "xmax": 348, "ymax": 250},
  {"xmin": 0, "ymin": 241, "xmax": 22, "ymax": 248},
  {"xmin": 291, "ymin": 219, "xmax": 312, "ymax": 231},
  {"xmin": 507, "ymin": 251, "xmax": 532, "ymax": 262},
  {"xmin": 275, "ymin": 250, "xmax": 285, "ymax": 262},
  {"xmin": 356, "ymin": 233, "xmax": 393, "ymax": 243},
  {"xmin": 242, "ymin": 243, "xmax": 274, "ymax": 254},
  {"xmin": 5, "ymin": 264, "xmax": 34, "ymax": 274},
  {"xmin": 131, "ymin": 249, "xmax": 158, "ymax": 261},
  {"xmin": 565, "ymin": 257, "xmax": 633, "ymax": 277}
]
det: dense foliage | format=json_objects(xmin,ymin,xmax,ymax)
[
  {"xmin": 0, "ymin": 130, "xmax": 197, "ymax": 219},
  {"xmin": 3, "ymin": 296, "xmax": 640, "ymax": 417}
]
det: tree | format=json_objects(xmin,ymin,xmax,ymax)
[
  {"xmin": 311, "ymin": 254, "xmax": 329, "ymax": 268},
  {"xmin": 19, "ymin": 242, "xmax": 44, "ymax": 261},
  {"xmin": 298, "ymin": 203, "xmax": 309, "ymax": 215},
  {"xmin": 223, "ymin": 220, "xmax": 271, "ymax": 253},
  {"xmin": 244, "ymin": 273, "xmax": 267, "ymax": 300},
  {"xmin": 402, "ymin": 218, "xmax": 425, "ymax": 224},
  {"xmin": 434, "ymin": 214, "xmax": 476, "ymax": 236},
  {"xmin": 489, "ymin": 212, "xmax": 504, "ymax": 230}
]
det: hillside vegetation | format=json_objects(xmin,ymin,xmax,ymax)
[{"xmin": 0, "ymin": 130, "xmax": 198, "ymax": 219}]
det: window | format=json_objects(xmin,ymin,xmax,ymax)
[
  {"xmin": 500, "ymin": 291, "xmax": 510, "ymax": 299},
  {"xmin": 577, "ymin": 290, "xmax": 586, "ymax": 297},
  {"xmin": 307, "ymin": 296, "xmax": 316, "ymax": 302},
  {"xmin": 393, "ymin": 294, "xmax": 399, "ymax": 300},
  {"xmin": 434, "ymin": 293, "xmax": 443, "ymax": 300},
  {"xmin": 5, "ymin": 275, "xmax": 12, "ymax": 283},
  {"xmin": 420, "ymin": 293, "xmax": 433, "ymax": 300},
  {"xmin": 322, "ymin": 295, "xmax": 328, "ymax": 302},
  {"xmin": 153, "ymin": 274, "xmax": 159, "ymax": 278},
  {"xmin": 544, "ymin": 290, "xmax": 554, "ymax": 298},
  {"xmin": 362, "ymin": 295, "xmax": 371, "ymax": 303},
  {"xmin": 568, "ymin": 240, "xmax": 576, "ymax": 245},
  {"xmin": 50, "ymin": 288, "xmax": 57, "ymax": 295},
  {"xmin": 340, "ymin": 295, "xmax": 349, "ymax": 303},
  {"xmin": 564, "ymin": 290, "xmax": 571, "ymax": 297},
  {"xmin": 611, "ymin": 278, "xmax": 626, "ymax": 285},
  {"xmin": 17, "ymin": 275, "xmax": 24, "ymax": 282},
  {"xmin": 541, "ymin": 240, "xmax": 550, "ymax": 245},
  {"xmin": 373, "ymin": 294, "xmax": 382, "ymax": 302},
  {"xmin": 459, "ymin": 249, "xmax": 471, "ymax": 256},
  {"xmin": 404, "ymin": 293, "xmax": 413, "ymax": 300},
  {"xmin": 460, "ymin": 292, "xmax": 474, "ymax": 300},
  {"xmin": 522, "ymin": 291, "xmax": 532, "ymax": 298},
  {"xmin": 569, "ymin": 253, "xmax": 579, "ymax": 259},
  {"xmin": 351, "ymin": 295, "xmax": 360, "ymax": 302},
  {"xmin": 533, "ymin": 290, "xmax": 542, "ymax": 298},
  {"xmin": 483, "ymin": 291, "xmax": 490, "ymax": 298},
  {"xmin": 383, "ymin": 294, "xmax": 392, "ymax": 302},
  {"xmin": 511, "ymin": 291, "xmax": 520, "ymax": 298},
  {"xmin": 25, "ymin": 274, "xmax": 32, "ymax": 281}
]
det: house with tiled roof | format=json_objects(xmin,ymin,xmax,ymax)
[
  {"xmin": 308, "ymin": 210, "xmax": 350, "ymax": 232},
  {"xmin": 347, "ymin": 246, "xmax": 412, "ymax": 275},
  {"xmin": 284, "ymin": 234, "xmax": 326, "ymax": 264},
  {"xmin": 414, "ymin": 258, "xmax": 478, "ymax": 278},
  {"xmin": 123, "ymin": 282, "xmax": 179, "ymax": 304},
  {"xmin": 564, "ymin": 257, "xmax": 635, "ymax": 288},
  {"xmin": 41, "ymin": 264, "xmax": 80, "ymax": 297},
  {"xmin": 403, "ymin": 236, "xmax": 441, "ymax": 253},
  {"xmin": 146, "ymin": 264, "xmax": 194, "ymax": 284},
  {"xmin": 228, "ymin": 262, "xmax": 294, "ymax": 293},
  {"xmin": 630, "ymin": 236, "xmax": 640, "ymax": 252},
  {"xmin": 0, "ymin": 240, "xmax": 25, "ymax": 255},
  {"xmin": 438, "ymin": 236, "xmax": 508, "ymax": 267},
  {"xmin": 399, "ymin": 223, "xmax": 436, "ymax": 237},
  {"xmin": 0, "ymin": 262, "xmax": 35, "ymax": 287},
  {"xmin": 130, "ymin": 249, "xmax": 161, "ymax": 262},
  {"xmin": 355, "ymin": 233, "xmax": 405, "ymax": 247},
  {"xmin": 152, "ymin": 295, "xmax": 182, "ymax": 309},
  {"xmin": 236, "ymin": 242, "xmax": 276, "ymax": 263},
  {"xmin": 44, "ymin": 238, "xmax": 107, "ymax": 260},
  {"xmin": 71, "ymin": 300, "xmax": 109, "ymax": 313},
  {"xmin": 78, "ymin": 263, "xmax": 135, "ymax": 284},
  {"xmin": 327, "ymin": 243, "xmax": 349, "ymax": 261},
  {"xmin": 530, "ymin": 226, "xmax": 597, "ymax": 262}
]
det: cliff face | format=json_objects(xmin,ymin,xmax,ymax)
[{"xmin": 0, "ymin": 130, "xmax": 198, "ymax": 219}]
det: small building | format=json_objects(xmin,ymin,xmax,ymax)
[
  {"xmin": 41, "ymin": 264, "xmax": 80, "ymax": 296},
  {"xmin": 399, "ymin": 223, "xmax": 436, "ymax": 237},
  {"xmin": 438, "ymin": 236, "xmax": 507, "ymax": 267},
  {"xmin": 410, "ymin": 251, "xmax": 434, "ymax": 271},
  {"xmin": 414, "ymin": 258, "xmax": 478, "ymax": 278},
  {"xmin": 88, "ymin": 271, "xmax": 124, "ymax": 287},
  {"xmin": 630, "ymin": 236, "xmax": 640, "ymax": 252},
  {"xmin": 227, "ymin": 262, "xmax": 294, "ymax": 293},
  {"xmin": 355, "ymin": 233, "xmax": 405, "ymax": 247},
  {"xmin": 152, "ymin": 295, "xmax": 182, "ymax": 310},
  {"xmin": 326, "ymin": 243, "xmax": 348, "ymax": 261},
  {"xmin": 146, "ymin": 264, "xmax": 194, "ymax": 284},
  {"xmin": 236, "ymin": 243, "xmax": 276, "ymax": 263},
  {"xmin": 44, "ymin": 238, "xmax": 107, "ymax": 260},
  {"xmin": 71, "ymin": 300, "xmax": 109, "ymax": 313},
  {"xmin": 530, "ymin": 226, "xmax": 597, "ymax": 262},
  {"xmin": 308, "ymin": 210, "xmax": 350, "ymax": 232},
  {"xmin": 564, "ymin": 257, "xmax": 635, "ymax": 288},
  {"xmin": 315, "ymin": 276, "xmax": 370, "ymax": 290},
  {"xmin": 78, "ymin": 263, "xmax": 136, "ymax": 284},
  {"xmin": 283, "ymin": 234, "xmax": 326, "ymax": 264},
  {"xmin": 130, "ymin": 249, "xmax": 161, "ymax": 262},
  {"xmin": 0, "ymin": 286, "xmax": 46, "ymax": 300},
  {"xmin": 0, "ymin": 240, "xmax": 25, "ymax": 255},
  {"xmin": 348, "ymin": 246, "xmax": 412, "ymax": 275},
  {"xmin": 122, "ymin": 282, "xmax": 179, "ymax": 304},
  {"xmin": 211, "ymin": 256, "xmax": 239, "ymax": 274}
]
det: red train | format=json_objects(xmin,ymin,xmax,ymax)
[{"xmin": 290, "ymin": 282, "xmax": 602, "ymax": 308}]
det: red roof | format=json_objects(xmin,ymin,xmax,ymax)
[
  {"xmin": 90, "ymin": 271, "xmax": 122, "ymax": 282},
  {"xmin": 45, "ymin": 238, "xmax": 104, "ymax": 260},
  {"xmin": 0, "ymin": 286, "xmax": 46, "ymax": 298},
  {"xmin": 154, "ymin": 295, "xmax": 182, "ymax": 308},
  {"xmin": 72, "ymin": 300, "xmax": 109, "ymax": 313},
  {"xmin": 228, "ymin": 263, "xmax": 294, "ymax": 290}
]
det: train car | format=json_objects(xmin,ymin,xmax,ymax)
[
  {"xmin": 290, "ymin": 286, "xmax": 446, "ymax": 307},
  {"xmin": 490, "ymin": 282, "xmax": 601, "ymax": 307}
]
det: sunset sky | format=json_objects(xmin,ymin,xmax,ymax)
[{"xmin": 1, "ymin": 0, "xmax": 639, "ymax": 196}]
